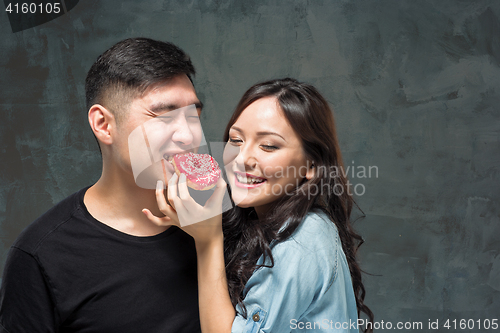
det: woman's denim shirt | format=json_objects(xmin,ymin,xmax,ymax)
[{"xmin": 231, "ymin": 210, "xmax": 358, "ymax": 333}]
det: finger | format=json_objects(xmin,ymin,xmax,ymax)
[
  {"xmin": 161, "ymin": 159, "xmax": 173, "ymax": 180},
  {"xmin": 165, "ymin": 180, "xmax": 176, "ymax": 210},
  {"xmin": 142, "ymin": 208, "xmax": 180, "ymax": 227},
  {"xmin": 177, "ymin": 173, "xmax": 191, "ymax": 201},
  {"xmin": 177, "ymin": 173, "xmax": 206, "ymax": 214},
  {"xmin": 156, "ymin": 180, "xmax": 178, "ymax": 218},
  {"xmin": 168, "ymin": 173, "xmax": 184, "ymax": 213},
  {"xmin": 167, "ymin": 173, "xmax": 178, "ymax": 201},
  {"xmin": 205, "ymin": 177, "xmax": 227, "ymax": 209}
]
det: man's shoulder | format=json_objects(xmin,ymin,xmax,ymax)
[{"xmin": 12, "ymin": 187, "xmax": 89, "ymax": 254}]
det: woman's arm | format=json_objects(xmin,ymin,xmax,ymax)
[
  {"xmin": 195, "ymin": 236, "xmax": 235, "ymax": 333},
  {"xmin": 143, "ymin": 173, "xmax": 235, "ymax": 333}
]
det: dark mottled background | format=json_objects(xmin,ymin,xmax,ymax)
[{"xmin": 1, "ymin": 0, "xmax": 499, "ymax": 331}]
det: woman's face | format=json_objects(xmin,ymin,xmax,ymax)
[{"xmin": 223, "ymin": 96, "xmax": 314, "ymax": 217}]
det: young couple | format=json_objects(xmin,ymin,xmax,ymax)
[{"xmin": 0, "ymin": 38, "xmax": 373, "ymax": 332}]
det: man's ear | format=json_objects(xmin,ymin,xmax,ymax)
[{"xmin": 88, "ymin": 104, "xmax": 115, "ymax": 146}]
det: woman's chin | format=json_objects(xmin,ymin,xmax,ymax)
[
  {"xmin": 232, "ymin": 194, "xmax": 260, "ymax": 209},
  {"xmin": 232, "ymin": 197, "xmax": 252, "ymax": 208},
  {"xmin": 232, "ymin": 196, "xmax": 275, "ymax": 212}
]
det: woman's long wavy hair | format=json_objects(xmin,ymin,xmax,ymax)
[{"xmin": 222, "ymin": 78, "xmax": 373, "ymax": 332}]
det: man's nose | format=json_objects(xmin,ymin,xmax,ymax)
[{"xmin": 171, "ymin": 115, "xmax": 194, "ymax": 146}]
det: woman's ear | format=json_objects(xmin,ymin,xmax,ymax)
[
  {"xmin": 305, "ymin": 161, "xmax": 315, "ymax": 180},
  {"xmin": 88, "ymin": 104, "xmax": 115, "ymax": 146}
]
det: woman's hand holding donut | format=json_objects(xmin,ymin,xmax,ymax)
[{"xmin": 143, "ymin": 172, "xmax": 227, "ymax": 247}]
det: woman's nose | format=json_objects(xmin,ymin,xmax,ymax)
[{"xmin": 238, "ymin": 144, "xmax": 258, "ymax": 171}]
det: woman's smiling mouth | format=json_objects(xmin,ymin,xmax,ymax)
[{"xmin": 234, "ymin": 171, "xmax": 267, "ymax": 188}]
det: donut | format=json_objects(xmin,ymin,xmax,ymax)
[{"xmin": 169, "ymin": 153, "xmax": 221, "ymax": 191}]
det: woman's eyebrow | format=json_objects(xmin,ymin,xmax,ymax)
[
  {"xmin": 230, "ymin": 126, "xmax": 243, "ymax": 133},
  {"xmin": 231, "ymin": 126, "xmax": 286, "ymax": 141},
  {"xmin": 256, "ymin": 131, "xmax": 286, "ymax": 141}
]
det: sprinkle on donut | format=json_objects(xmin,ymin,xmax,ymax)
[{"xmin": 169, "ymin": 153, "xmax": 221, "ymax": 191}]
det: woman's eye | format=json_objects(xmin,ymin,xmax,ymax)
[
  {"xmin": 228, "ymin": 138, "xmax": 243, "ymax": 145},
  {"xmin": 261, "ymin": 145, "xmax": 279, "ymax": 151}
]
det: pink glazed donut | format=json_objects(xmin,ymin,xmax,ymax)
[{"xmin": 169, "ymin": 153, "xmax": 221, "ymax": 191}]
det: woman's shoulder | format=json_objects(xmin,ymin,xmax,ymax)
[
  {"xmin": 271, "ymin": 209, "xmax": 340, "ymax": 265},
  {"xmin": 301, "ymin": 209, "xmax": 338, "ymax": 234},
  {"xmin": 282, "ymin": 209, "xmax": 338, "ymax": 248},
  {"xmin": 238, "ymin": 210, "xmax": 353, "ymax": 332}
]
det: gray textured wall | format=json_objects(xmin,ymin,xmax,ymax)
[{"xmin": 1, "ymin": 0, "xmax": 499, "ymax": 331}]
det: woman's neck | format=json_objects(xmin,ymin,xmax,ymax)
[{"xmin": 253, "ymin": 202, "xmax": 276, "ymax": 220}]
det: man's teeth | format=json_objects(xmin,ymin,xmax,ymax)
[{"xmin": 236, "ymin": 174, "xmax": 265, "ymax": 184}]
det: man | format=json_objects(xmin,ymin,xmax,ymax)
[{"xmin": 0, "ymin": 38, "xmax": 203, "ymax": 332}]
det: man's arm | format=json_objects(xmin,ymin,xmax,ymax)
[{"xmin": 0, "ymin": 247, "xmax": 58, "ymax": 333}]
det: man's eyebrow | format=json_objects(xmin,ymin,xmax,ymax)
[
  {"xmin": 149, "ymin": 101, "xmax": 204, "ymax": 113},
  {"xmin": 230, "ymin": 126, "xmax": 286, "ymax": 141}
]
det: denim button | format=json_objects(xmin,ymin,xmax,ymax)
[{"xmin": 252, "ymin": 313, "xmax": 260, "ymax": 322}]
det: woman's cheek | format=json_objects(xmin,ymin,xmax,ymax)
[
  {"xmin": 223, "ymin": 143, "xmax": 240, "ymax": 166},
  {"xmin": 261, "ymin": 165, "xmax": 279, "ymax": 179}
]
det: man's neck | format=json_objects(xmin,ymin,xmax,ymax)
[{"xmin": 84, "ymin": 171, "xmax": 170, "ymax": 237}]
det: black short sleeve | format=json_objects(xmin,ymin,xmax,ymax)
[
  {"xmin": 0, "ymin": 247, "xmax": 58, "ymax": 333},
  {"xmin": 0, "ymin": 188, "xmax": 201, "ymax": 332}
]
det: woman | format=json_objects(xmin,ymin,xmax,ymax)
[{"xmin": 144, "ymin": 78, "xmax": 373, "ymax": 332}]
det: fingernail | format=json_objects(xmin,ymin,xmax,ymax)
[{"xmin": 156, "ymin": 180, "xmax": 163, "ymax": 190}]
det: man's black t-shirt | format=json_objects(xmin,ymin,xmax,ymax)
[{"xmin": 0, "ymin": 187, "xmax": 201, "ymax": 332}]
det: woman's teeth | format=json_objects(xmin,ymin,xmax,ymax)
[{"xmin": 236, "ymin": 174, "xmax": 265, "ymax": 184}]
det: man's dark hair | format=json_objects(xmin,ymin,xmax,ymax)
[{"xmin": 85, "ymin": 37, "xmax": 195, "ymax": 123}]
